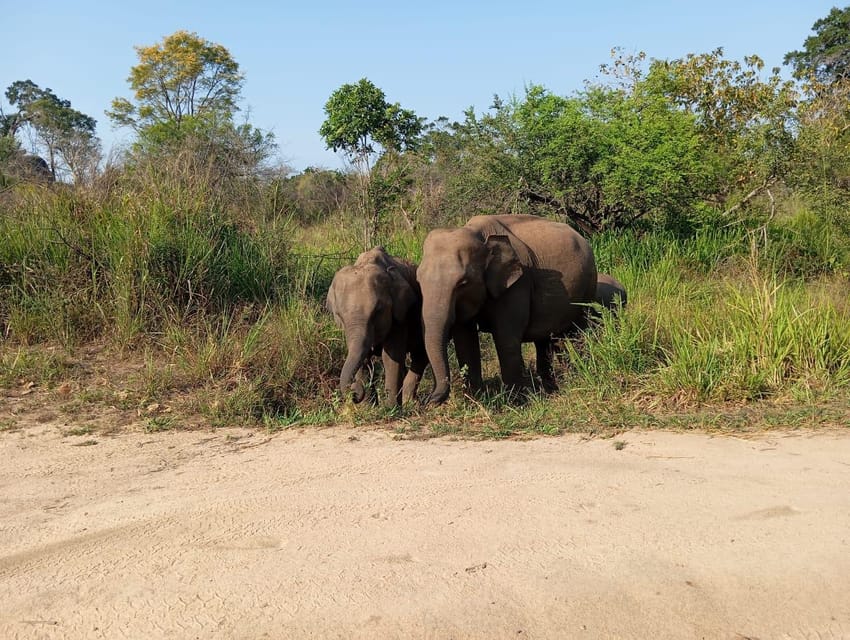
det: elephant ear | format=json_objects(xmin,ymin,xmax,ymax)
[
  {"xmin": 325, "ymin": 281, "xmax": 342, "ymax": 326},
  {"xmin": 372, "ymin": 246, "xmax": 392, "ymax": 269},
  {"xmin": 484, "ymin": 235, "xmax": 523, "ymax": 298},
  {"xmin": 325, "ymin": 279, "xmax": 336, "ymax": 315},
  {"xmin": 387, "ymin": 266, "xmax": 417, "ymax": 323}
]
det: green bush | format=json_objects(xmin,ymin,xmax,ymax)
[{"xmin": 765, "ymin": 209, "xmax": 850, "ymax": 277}]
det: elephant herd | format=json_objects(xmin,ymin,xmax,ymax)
[{"xmin": 326, "ymin": 214, "xmax": 627, "ymax": 407}]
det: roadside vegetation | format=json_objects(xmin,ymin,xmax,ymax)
[{"xmin": 3, "ymin": 14, "xmax": 850, "ymax": 437}]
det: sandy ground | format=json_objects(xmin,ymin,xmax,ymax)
[{"xmin": 1, "ymin": 424, "xmax": 849, "ymax": 640}]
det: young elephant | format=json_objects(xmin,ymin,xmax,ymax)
[
  {"xmin": 326, "ymin": 247, "xmax": 428, "ymax": 406},
  {"xmin": 592, "ymin": 273, "xmax": 628, "ymax": 318}
]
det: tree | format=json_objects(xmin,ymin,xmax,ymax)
[
  {"xmin": 784, "ymin": 7, "xmax": 850, "ymax": 210},
  {"xmin": 108, "ymin": 30, "xmax": 243, "ymax": 132},
  {"xmin": 444, "ymin": 80, "xmax": 714, "ymax": 233},
  {"xmin": 108, "ymin": 31, "xmax": 275, "ymax": 187},
  {"xmin": 785, "ymin": 6, "xmax": 850, "ymax": 83},
  {"xmin": 319, "ymin": 78, "xmax": 423, "ymax": 247},
  {"xmin": 3, "ymin": 80, "xmax": 100, "ymax": 183},
  {"xmin": 642, "ymin": 49, "xmax": 797, "ymax": 214}
]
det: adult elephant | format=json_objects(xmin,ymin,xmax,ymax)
[
  {"xmin": 417, "ymin": 214, "xmax": 597, "ymax": 405},
  {"xmin": 326, "ymin": 247, "xmax": 428, "ymax": 406}
]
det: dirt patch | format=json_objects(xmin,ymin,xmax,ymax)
[{"xmin": 1, "ymin": 419, "xmax": 849, "ymax": 639}]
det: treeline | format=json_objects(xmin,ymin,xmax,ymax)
[{"xmin": 2, "ymin": 13, "xmax": 850, "ymax": 430}]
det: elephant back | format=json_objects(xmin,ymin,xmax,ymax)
[
  {"xmin": 595, "ymin": 273, "xmax": 627, "ymax": 310},
  {"xmin": 466, "ymin": 214, "xmax": 597, "ymax": 305}
]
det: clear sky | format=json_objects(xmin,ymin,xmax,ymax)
[{"xmin": 2, "ymin": 0, "xmax": 838, "ymax": 172}]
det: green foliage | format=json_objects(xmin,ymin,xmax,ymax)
[
  {"xmin": 319, "ymin": 78, "xmax": 422, "ymax": 160},
  {"xmin": 6, "ymin": 24, "xmax": 850, "ymax": 434},
  {"xmin": 3, "ymin": 79, "xmax": 100, "ymax": 183},
  {"xmin": 3, "ymin": 168, "xmax": 850, "ymax": 431},
  {"xmin": 274, "ymin": 168, "xmax": 353, "ymax": 225},
  {"xmin": 177, "ymin": 301, "xmax": 343, "ymax": 424},
  {"xmin": 643, "ymin": 49, "xmax": 797, "ymax": 212},
  {"xmin": 319, "ymin": 78, "xmax": 423, "ymax": 247},
  {"xmin": 108, "ymin": 30, "xmax": 243, "ymax": 131},
  {"xmin": 788, "ymin": 77, "xmax": 850, "ymax": 204},
  {"xmin": 444, "ymin": 81, "xmax": 715, "ymax": 232},
  {"xmin": 0, "ymin": 347, "xmax": 76, "ymax": 386},
  {"xmin": 0, "ymin": 133, "xmax": 19, "ymax": 160},
  {"xmin": 107, "ymin": 31, "xmax": 274, "ymax": 181},
  {"xmin": 766, "ymin": 208, "xmax": 850, "ymax": 278},
  {"xmin": 132, "ymin": 113, "xmax": 277, "ymax": 180},
  {"xmin": 0, "ymin": 161, "xmax": 292, "ymax": 345},
  {"xmin": 585, "ymin": 83, "xmax": 718, "ymax": 230},
  {"xmin": 417, "ymin": 48, "xmax": 797, "ymax": 234},
  {"xmin": 558, "ymin": 232, "xmax": 850, "ymax": 407},
  {"xmin": 785, "ymin": 6, "xmax": 850, "ymax": 83}
]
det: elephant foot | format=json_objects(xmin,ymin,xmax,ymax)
[
  {"xmin": 499, "ymin": 383, "xmax": 533, "ymax": 406},
  {"xmin": 426, "ymin": 387, "xmax": 450, "ymax": 406},
  {"xmin": 539, "ymin": 375, "xmax": 559, "ymax": 394}
]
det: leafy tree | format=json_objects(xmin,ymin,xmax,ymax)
[
  {"xmin": 642, "ymin": 49, "xmax": 797, "ymax": 214},
  {"xmin": 108, "ymin": 31, "xmax": 275, "ymax": 189},
  {"xmin": 108, "ymin": 30, "xmax": 243, "ymax": 131},
  {"xmin": 320, "ymin": 78, "xmax": 421, "ymax": 164},
  {"xmin": 785, "ymin": 6, "xmax": 850, "ymax": 83},
  {"xmin": 791, "ymin": 83, "xmax": 850, "ymax": 198},
  {"xmin": 585, "ymin": 84, "xmax": 718, "ymax": 231},
  {"xmin": 370, "ymin": 117, "xmax": 477, "ymax": 229},
  {"xmin": 3, "ymin": 80, "xmax": 100, "ymax": 183},
  {"xmin": 445, "ymin": 81, "xmax": 713, "ymax": 233},
  {"xmin": 784, "ymin": 7, "xmax": 850, "ymax": 217},
  {"xmin": 319, "ymin": 78, "xmax": 423, "ymax": 247}
]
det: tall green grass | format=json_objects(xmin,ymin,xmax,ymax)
[
  {"xmin": 2, "ymin": 172, "xmax": 850, "ymax": 432},
  {"xmin": 563, "ymin": 235, "xmax": 850, "ymax": 405},
  {"xmin": 1, "ymin": 180, "xmax": 293, "ymax": 345}
]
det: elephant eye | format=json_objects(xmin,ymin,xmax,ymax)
[{"xmin": 456, "ymin": 278, "xmax": 469, "ymax": 288}]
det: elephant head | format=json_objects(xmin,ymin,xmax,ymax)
[
  {"xmin": 416, "ymin": 228, "xmax": 523, "ymax": 404},
  {"xmin": 326, "ymin": 247, "xmax": 417, "ymax": 402}
]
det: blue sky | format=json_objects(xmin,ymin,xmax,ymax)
[{"xmin": 2, "ymin": 1, "xmax": 838, "ymax": 172}]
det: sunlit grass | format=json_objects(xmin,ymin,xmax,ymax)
[{"xmin": 2, "ymin": 178, "xmax": 850, "ymax": 436}]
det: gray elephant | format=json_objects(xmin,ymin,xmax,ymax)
[
  {"xmin": 417, "ymin": 214, "xmax": 597, "ymax": 404},
  {"xmin": 592, "ymin": 273, "xmax": 627, "ymax": 319},
  {"xmin": 326, "ymin": 247, "xmax": 428, "ymax": 406}
]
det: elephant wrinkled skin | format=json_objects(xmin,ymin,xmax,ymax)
[
  {"xmin": 417, "ymin": 214, "xmax": 597, "ymax": 404},
  {"xmin": 326, "ymin": 247, "xmax": 428, "ymax": 406}
]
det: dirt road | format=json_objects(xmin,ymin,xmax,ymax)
[{"xmin": 1, "ymin": 424, "xmax": 849, "ymax": 639}]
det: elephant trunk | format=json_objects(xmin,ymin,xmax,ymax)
[
  {"xmin": 339, "ymin": 331, "xmax": 371, "ymax": 403},
  {"xmin": 422, "ymin": 307, "xmax": 453, "ymax": 405}
]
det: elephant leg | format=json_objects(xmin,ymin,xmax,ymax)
[
  {"xmin": 535, "ymin": 337, "xmax": 558, "ymax": 392},
  {"xmin": 492, "ymin": 332, "xmax": 527, "ymax": 392},
  {"xmin": 452, "ymin": 323, "xmax": 482, "ymax": 391},
  {"xmin": 401, "ymin": 342, "xmax": 428, "ymax": 404},
  {"xmin": 382, "ymin": 327, "xmax": 408, "ymax": 407},
  {"xmin": 487, "ymin": 290, "xmax": 531, "ymax": 393}
]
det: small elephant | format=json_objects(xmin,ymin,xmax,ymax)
[
  {"xmin": 326, "ymin": 247, "xmax": 428, "ymax": 406},
  {"xmin": 417, "ymin": 214, "xmax": 597, "ymax": 404},
  {"xmin": 592, "ymin": 273, "xmax": 627, "ymax": 319}
]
